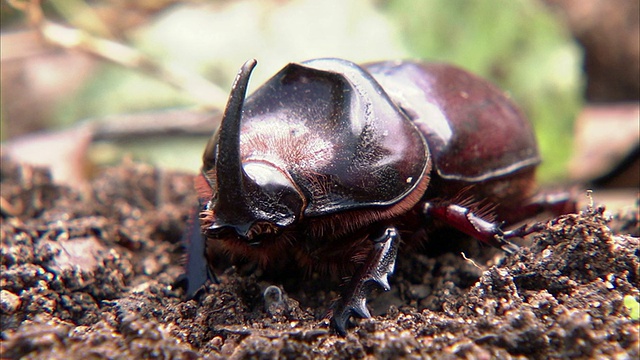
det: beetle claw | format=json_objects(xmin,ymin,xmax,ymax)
[
  {"xmin": 502, "ymin": 222, "xmax": 546, "ymax": 239},
  {"xmin": 331, "ymin": 297, "xmax": 371, "ymax": 335},
  {"xmin": 373, "ymin": 274, "xmax": 391, "ymax": 291},
  {"xmin": 329, "ymin": 227, "xmax": 400, "ymax": 335},
  {"xmin": 330, "ymin": 310, "xmax": 350, "ymax": 336},
  {"xmin": 497, "ymin": 237, "xmax": 520, "ymax": 254}
]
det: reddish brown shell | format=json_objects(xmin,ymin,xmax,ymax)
[{"xmin": 366, "ymin": 61, "xmax": 540, "ymax": 182}]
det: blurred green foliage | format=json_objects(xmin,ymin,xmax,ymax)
[
  {"xmin": 56, "ymin": 63, "xmax": 193, "ymax": 126},
  {"xmin": 624, "ymin": 295, "xmax": 640, "ymax": 320}
]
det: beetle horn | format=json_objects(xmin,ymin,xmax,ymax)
[{"xmin": 212, "ymin": 59, "xmax": 257, "ymax": 230}]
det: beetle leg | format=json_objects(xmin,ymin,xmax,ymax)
[
  {"xmin": 423, "ymin": 202, "xmax": 521, "ymax": 253},
  {"xmin": 331, "ymin": 226, "xmax": 400, "ymax": 335},
  {"xmin": 175, "ymin": 203, "xmax": 217, "ymax": 298}
]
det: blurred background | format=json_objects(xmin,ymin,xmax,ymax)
[{"xmin": 1, "ymin": 0, "xmax": 638, "ymax": 201}]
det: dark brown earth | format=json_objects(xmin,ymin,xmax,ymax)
[{"xmin": 1, "ymin": 159, "xmax": 638, "ymax": 359}]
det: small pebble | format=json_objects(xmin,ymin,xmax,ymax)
[{"xmin": 0, "ymin": 289, "xmax": 21, "ymax": 314}]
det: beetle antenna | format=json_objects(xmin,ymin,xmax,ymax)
[{"xmin": 214, "ymin": 59, "xmax": 257, "ymax": 227}]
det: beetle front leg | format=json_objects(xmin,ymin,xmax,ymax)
[
  {"xmin": 423, "ymin": 202, "xmax": 525, "ymax": 253},
  {"xmin": 331, "ymin": 226, "xmax": 400, "ymax": 335},
  {"xmin": 175, "ymin": 204, "xmax": 217, "ymax": 298}
]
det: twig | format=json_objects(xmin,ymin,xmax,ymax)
[
  {"xmin": 7, "ymin": 0, "xmax": 229, "ymax": 110},
  {"xmin": 461, "ymin": 252, "xmax": 484, "ymax": 270}
]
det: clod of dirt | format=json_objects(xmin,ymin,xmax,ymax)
[{"xmin": 1, "ymin": 159, "xmax": 638, "ymax": 359}]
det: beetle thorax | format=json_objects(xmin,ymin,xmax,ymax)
[{"xmin": 240, "ymin": 118, "xmax": 334, "ymax": 172}]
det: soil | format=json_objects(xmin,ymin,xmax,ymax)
[{"xmin": 1, "ymin": 159, "xmax": 638, "ymax": 359}]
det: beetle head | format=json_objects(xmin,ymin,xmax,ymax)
[{"xmin": 201, "ymin": 60, "xmax": 304, "ymax": 243}]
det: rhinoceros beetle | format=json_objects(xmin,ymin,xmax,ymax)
[{"xmin": 182, "ymin": 58, "xmax": 574, "ymax": 334}]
